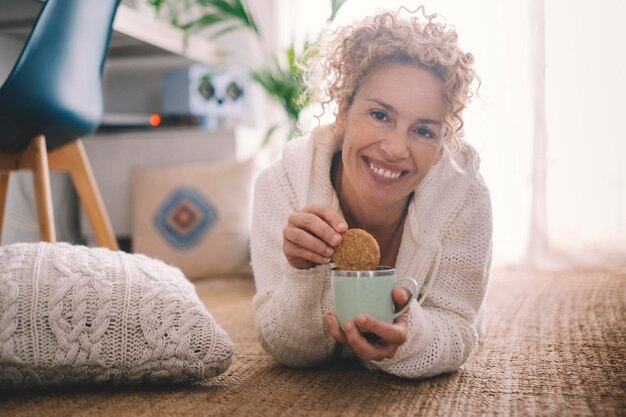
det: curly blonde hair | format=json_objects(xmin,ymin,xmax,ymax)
[{"xmin": 303, "ymin": 6, "xmax": 478, "ymax": 154}]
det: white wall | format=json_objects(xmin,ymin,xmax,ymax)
[{"xmin": 0, "ymin": 35, "xmax": 21, "ymax": 84}]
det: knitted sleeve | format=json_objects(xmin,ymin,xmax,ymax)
[
  {"xmin": 250, "ymin": 163, "xmax": 336, "ymax": 367},
  {"xmin": 371, "ymin": 179, "xmax": 493, "ymax": 378}
]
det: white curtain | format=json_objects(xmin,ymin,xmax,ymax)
[
  {"xmin": 269, "ymin": 0, "xmax": 626, "ymax": 269},
  {"xmin": 542, "ymin": 0, "xmax": 626, "ymax": 268}
]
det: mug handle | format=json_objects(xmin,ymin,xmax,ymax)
[{"xmin": 392, "ymin": 277, "xmax": 418, "ymax": 319}]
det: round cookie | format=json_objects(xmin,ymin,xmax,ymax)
[{"xmin": 332, "ymin": 228, "xmax": 380, "ymax": 271}]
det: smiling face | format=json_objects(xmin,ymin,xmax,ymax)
[{"xmin": 335, "ymin": 63, "xmax": 446, "ymax": 216}]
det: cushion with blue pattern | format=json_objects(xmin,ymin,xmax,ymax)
[{"xmin": 132, "ymin": 158, "xmax": 254, "ymax": 279}]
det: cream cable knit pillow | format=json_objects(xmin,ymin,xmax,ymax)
[{"xmin": 0, "ymin": 242, "xmax": 234, "ymax": 387}]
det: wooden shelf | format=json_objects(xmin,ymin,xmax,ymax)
[
  {"xmin": 112, "ymin": 5, "xmax": 222, "ymax": 66},
  {"xmin": 0, "ymin": 1, "xmax": 222, "ymax": 66}
]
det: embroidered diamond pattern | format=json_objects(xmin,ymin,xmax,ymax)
[
  {"xmin": 169, "ymin": 202, "xmax": 198, "ymax": 230},
  {"xmin": 154, "ymin": 188, "xmax": 217, "ymax": 249}
]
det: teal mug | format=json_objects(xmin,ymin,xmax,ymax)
[{"xmin": 331, "ymin": 266, "xmax": 418, "ymax": 329}]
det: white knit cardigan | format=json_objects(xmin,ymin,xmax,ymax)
[{"xmin": 250, "ymin": 125, "xmax": 492, "ymax": 379}]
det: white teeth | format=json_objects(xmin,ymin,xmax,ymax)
[{"xmin": 368, "ymin": 160, "xmax": 401, "ymax": 180}]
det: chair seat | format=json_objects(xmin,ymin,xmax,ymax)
[
  {"xmin": 0, "ymin": 77, "xmax": 103, "ymax": 151},
  {"xmin": 0, "ymin": 104, "xmax": 100, "ymax": 152}
]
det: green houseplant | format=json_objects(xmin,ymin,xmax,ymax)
[
  {"xmin": 147, "ymin": 0, "xmax": 259, "ymax": 37},
  {"xmin": 146, "ymin": 0, "xmax": 348, "ymax": 142}
]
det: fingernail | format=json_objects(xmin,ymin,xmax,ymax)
[
  {"xmin": 338, "ymin": 222, "xmax": 348, "ymax": 231},
  {"xmin": 355, "ymin": 314, "xmax": 366, "ymax": 325},
  {"xmin": 343, "ymin": 321, "xmax": 353, "ymax": 331},
  {"xmin": 332, "ymin": 234, "xmax": 341, "ymax": 244},
  {"xmin": 324, "ymin": 246, "xmax": 334, "ymax": 256}
]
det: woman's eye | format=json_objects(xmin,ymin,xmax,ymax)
[
  {"xmin": 414, "ymin": 127, "xmax": 435, "ymax": 139},
  {"xmin": 370, "ymin": 110, "xmax": 388, "ymax": 122}
]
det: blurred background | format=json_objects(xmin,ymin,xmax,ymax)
[{"xmin": 0, "ymin": 0, "xmax": 624, "ymax": 270}]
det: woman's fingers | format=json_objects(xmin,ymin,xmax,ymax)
[
  {"xmin": 283, "ymin": 226, "xmax": 334, "ymax": 261},
  {"xmin": 284, "ymin": 245, "xmax": 330, "ymax": 268},
  {"xmin": 323, "ymin": 314, "xmax": 348, "ymax": 345},
  {"xmin": 354, "ymin": 314, "xmax": 407, "ymax": 346},
  {"xmin": 283, "ymin": 205, "xmax": 347, "ymax": 269},
  {"xmin": 324, "ymin": 313, "xmax": 406, "ymax": 362},
  {"xmin": 301, "ymin": 204, "xmax": 349, "ymax": 235},
  {"xmin": 392, "ymin": 287, "xmax": 412, "ymax": 312},
  {"xmin": 288, "ymin": 209, "xmax": 344, "ymax": 248},
  {"xmin": 341, "ymin": 319, "xmax": 399, "ymax": 361}
]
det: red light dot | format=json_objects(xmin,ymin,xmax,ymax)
[{"xmin": 150, "ymin": 114, "xmax": 161, "ymax": 126}]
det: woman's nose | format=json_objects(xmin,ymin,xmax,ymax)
[{"xmin": 380, "ymin": 130, "xmax": 409, "ymax": 160}]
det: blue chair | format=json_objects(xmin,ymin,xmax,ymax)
[{"xmin": 0, "ymin": 0, "xmax": 120, "ymax": 250}]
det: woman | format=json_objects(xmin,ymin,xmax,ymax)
[{"xmin": 250, "ymin": 7, "xmax": 492, "ymax": 379}]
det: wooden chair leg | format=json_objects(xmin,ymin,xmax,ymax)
[
  {"xmin": 48, "ymin": 139, "xmax": 119, "ymax": 250},
  {"xmin": 0, "ymin": 171, "xmax": 10, "ymax": 241},
  {"xmin": 26, "ymin": 135, "xmax": 57, "ymax": 242}
]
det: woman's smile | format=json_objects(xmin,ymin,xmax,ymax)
[{"xmin": 363, "ymin": 156, "xmax": 405, "ymax": 182}]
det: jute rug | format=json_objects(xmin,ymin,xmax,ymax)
[{"xmin": 1, "ymin": 268, "xmax": 624, "ymax": 417}]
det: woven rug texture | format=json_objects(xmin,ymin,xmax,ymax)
[{"xmin": 0, "ymin": 268, "xmax": 624, "ymax": 417}]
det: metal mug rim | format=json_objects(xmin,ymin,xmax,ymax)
[{"xmin": 330, "ymin": 266, "xmax": 395, "ymax": 277}]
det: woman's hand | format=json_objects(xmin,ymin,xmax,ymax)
[
  {"xmin": 283, "ymin": 204, "xmax": 348, "ymax": 269},
  {"xmin": 324, "ymin": 287, "xmax": 411, "ymax": 361}
]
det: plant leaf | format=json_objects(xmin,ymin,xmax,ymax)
[
  {"xmin": 329, "ymin": 0, "xmax": 348, "ymax": 22},
  {"xmin": 202, "ymin": 0, "xmax": 237, "ymax": 16},
  {"xmin": 208, "ymin": 24, "xmax": 241, "ymax": 39},
  {"xmin": 287, "ymin": 44, "xmax": 297, "ymax": 74},
  {"xmin": 252, "ymin": 57, "xmax": 308, "ymax": 124},
  {"xmin": 231, "ymin": 0, "xmax": 259, "ymax": 33},
  {"xmin": 177, "ymin": 13, "xmax": 224, "ymax": 31},
  {"xmin": 196, "ymin": 0, "xmax": 259, "ymax": 33},
  {"xmin": 262, "ymin": 123, "xmax": 281, "ymax": 145},
  {"xmin": 147, "ymin": 0, "xmax": 167, "ymax": 12}
]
